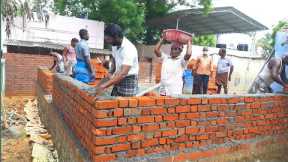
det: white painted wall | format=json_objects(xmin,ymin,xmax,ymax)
[{"xmin": 7, "ymin": 14, "xmax": 104, "ymax": 49}]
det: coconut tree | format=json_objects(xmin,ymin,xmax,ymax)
[{"xmin": 2, "ymin": 0, "xmax": 32, "ymax": 38}]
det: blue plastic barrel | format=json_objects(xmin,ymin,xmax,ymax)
[{"xmin": 183, "ymin": 69, "xmax": 193, "ymax": 94}]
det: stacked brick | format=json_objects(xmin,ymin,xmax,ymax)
[
  {"xmin": 90, "ymin": 59, "xmax": 109, "ymax": 85},
  {"xmin": 5, "ymin": 53, "xmax": 53, "ymax": 96},
  {"xmin": 50, "ymin": 74, "xmax": 288, "ymax": 162},
  {"xmin": 37, "ymin": 67, "xmax": 53, "ymax": 94}
]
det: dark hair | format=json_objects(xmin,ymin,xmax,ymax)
[
  {"xmin": 104, "ymin": 24, "xmax": 123, "ymax": 39},
  {"xmin": 71, "ymin": 38, "xmax": 79, "ymax": 42},
  {"xmin": 219, "ymin": 48, "xmax": 226, "ymax": 54},
  {"xmin": 203, "ymin": 47, "xmax": 208, "ymax": 51},
  {"xmin": 79, "ymin": 29, "xmax": 88, "ymax": 39}
]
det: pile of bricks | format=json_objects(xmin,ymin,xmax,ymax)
[{"xmin": 51, "ymin": 74, "xmax": 288, "ymax": 162}]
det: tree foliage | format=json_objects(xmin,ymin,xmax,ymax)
[
  {"xmin": 257, "ymin": 20, "xmax": 288, "ymax": 58},
  {"xmin": 53, "ymin": 0, "xmax": 213, "ymax": 44},
  {"xmin": 192, "ymin": 34, "xmax": 216, "ymax": 47},
  {"xmin": 2, "ymin": 0, "xmax": 32, "ymax": 37}
]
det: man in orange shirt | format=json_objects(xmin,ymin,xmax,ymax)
[{"xmin": 193, "ymin": 47, "xmax": 213, "ymax": 94}]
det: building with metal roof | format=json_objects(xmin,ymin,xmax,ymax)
[{"xmin": 147, "ymin": 6, "xmax": 268, "ymax": 35}]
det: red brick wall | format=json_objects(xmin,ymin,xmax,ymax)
[
  {"xmin": 5, "ymin": 53, "xmax": 53, "ymax": 96},
  {"xmin": 37, "ymin": 67, "xmax": 53, "ymax": 94},
  {"xmin": 47, "ymin": 73, "xmax": 288, "ymax": 162}
]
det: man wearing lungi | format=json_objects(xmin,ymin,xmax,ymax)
[
  {"xmin": 216, "ymin": 48, "xmax": 234, "ymax": 94},
  {"xmin": 96, "ymin": 24, "xmax": 139, "ymax": 96}
]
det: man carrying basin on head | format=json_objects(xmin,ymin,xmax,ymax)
[
  {"xmin": 154, "ymin": 34, "xmax": 192, "ymax": 96},
  {"xmin": 95, "ymin": 24, "xmax": 139, "ymax": 97}
]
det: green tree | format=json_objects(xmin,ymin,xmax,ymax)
[
  {"xmin": 192, "ymin": 34, "xmax": 216, "ymax": 47},
  {"xmin": 53, "ymin": 0, "xmax": 213, "ymax": 43},
  {"xmin": 2, "ymin": 0, "xmax": 32, "ymax": 37},
  {"xmin": 257, "ymin": 20, "xmax": 288, "ymax": 58}
]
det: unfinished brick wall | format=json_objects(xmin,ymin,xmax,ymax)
[
  {"xmin": 46, "ymin": 72, "xmax": 288, "ymax": 162},
  {"xmin": 37, "ymin": 67, "xmax": 53, "ymax": 94},
  {"xmin": 5, "ymin": 53, "xmax": 54, "ymax": 96}
]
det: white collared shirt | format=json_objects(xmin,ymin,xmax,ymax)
[
  {"xmin": 217, "ymin": 57, "xmax": 233, "ymax": 74},
  {"xmin": 112, "ymin": 37, "xmax": 139, "ymax": 75},
  {"xmin": 160, "ymin": 52, "xmax": 188, "ymax": 95}
]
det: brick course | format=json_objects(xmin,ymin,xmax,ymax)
[{"xmin": 38, "ymin": 69, "xmax": 288, "ymax": 162}]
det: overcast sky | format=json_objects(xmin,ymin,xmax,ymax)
[{"xmin": 213, "ymin": 0, "xmax": 288, "ymax": 29}]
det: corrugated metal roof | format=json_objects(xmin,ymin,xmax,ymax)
[{"xmin": 147, "ymin": 7, "xmax": 268, "ymax": 35}]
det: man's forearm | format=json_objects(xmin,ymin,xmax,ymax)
[
  {"xmin": 101, "ymin": 72, "xmax": 126, "ymax": 89},
  {"xmin": 273, "ymin": 75, "xmax": 286, "ymax": 86}
]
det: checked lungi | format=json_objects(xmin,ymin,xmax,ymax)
[{"xmin": 111, "ymin": 75, "xmax": 138, "ymax": 96}]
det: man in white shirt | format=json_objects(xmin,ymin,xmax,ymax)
[
  {"xmin": 154, "ymin": 37, "xmax": 192, "ymax": 96},
  {"xmin": 216, "ymin": 48, "xmax": 234, "ymax": 94},
  {"xmin": 49, "ymin": 51, "xmax": 65, "ymax": 73},
  {"xmin": 96, "ymin": 24, "xmax": 139, "ymax": 96}
]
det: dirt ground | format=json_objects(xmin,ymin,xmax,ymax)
[{"xmin": 1, "ymin": 97, "xmax": 33, "ymax": 162}]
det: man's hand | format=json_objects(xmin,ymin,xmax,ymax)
[
  {"xmin": 228, "ymin": 75, "xmax": 232, "ymax": 81},
  {"xmin": 91, "ymin": 71, "xmax": 96, "ymax": 81},
  {"xmin": 95, "ymin": 84, "xmax": 105, "ymax": 96}
]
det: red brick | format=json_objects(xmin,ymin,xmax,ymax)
[
  {"xmin": 155, "ymin": 115, "xmax": 163, "ymax": 122},
  {"xmin": 111, "ymin": 143, "xmax": 130, "ymax": 152},
  {"xmin": 196, "ymin": 134, "xmax": 209, "ymax": 140},
  {"xmin": 156, "ymin": 96, "xmax": 165, "ymax": 105},
  {"xmin": 228, "ymin": 97, "xmax": 241, "ymax": 104},
  {"xmin": 175, "ymin": 135, "xmax": 188, "ymax": 143},
  {"xmin": 176, "ymin": 106, "xmax": 190, "ymax": 113},
  {"xmin": 128, "ymin": 98, "xmax": 138, "ymax": 107},
  {"xmin": 112, "ymin": 126, "xmax": 132, "ymax": 135},
  {"xmin": 175, "ymin": 120, "xmax": 190, "ymax": 127},
  {"xmin": 95, "ymin": 119, "xmax": 117, "ymax": 127},
  {"xmin": 190, "ymin": 105, "xmax": 198, "ymax": 112},
  {"xmin": 150, "ymin": 107, "xmax": 167, "ymax": 115},
  {"xmin": 137, "ymin": 116, "xmax": 155, "ymax": 123},
  {"xmin": 92, "ymin": 154, "xmax": 116, "ymax": 161},
  {"xmin": 165, "ymin": 97, "xmax": 179, "ymax": 106},
  {"xmin": 118, "ymin": 118, "xmax": 127, "ymax": 125},
  {"xmin": 131, "ymin": 141, "xmax": 141, "ymax": 149},
  {"xmin": 162, "ymin": 129, "xmax": 178, "ymax": 136},
  {"xmin": 94, "ymin": 137, "xmax": 116, "ymax": 145},
  {"xmin": 92, "ymin": 128, "xmax": 106, "ymax": 136},
  {"xmin": 159, "ymin": 138, "xmax": 167, "ymax": 144},
  {"xmin": 142, "ymin": 138, "xmax": 159, "ymax": 147},
  {"xmin": 208, "ymin": 98, "xmax": 227, "ymax": 104},
  {"xmin": 113, "ymin": 108, "xmax": 123, "ymax": 117},
  {"xmin": 186, "ymin": 127, "xmax": 199, "ymax": 134},
  {"xmin": 132, "ymin": 125, "xmax": 141, "ymax": 133},
  {"xmin": 128, "ymin": 117, "xmax": 137, "ymax": 124},
  {"xmin": 92, "ymin": 146, "xmax": 105, "ymax": 154},
  {"xmin": 142, "ymin": 124, "xmax": 159, "ymax": 132},
  {"xmin": 207, "ymin": 112, "xmax": 218, "ymax": 118},
  {"xmin": 94, "ymin": 110, "xmax": 110, "ymax": 118},
  {"xmin": 168, "ymin": 108, "xmax": 175, "ymax": 113},
  {"xmin": 198, "ymin": 105, "xmax": 210, "ymax": 112},
  {"xmin": 244, "ymin": 97, "xmax": 255, "ymax": 103},
  {"xmin": 95, "ymin": 100, "xmax": 118, "ymax": 109},
  {"xmin": 186, "ymin": 113, "xmax": 200, "ymax": 119},
  {"xmin": 216, "ymin": 132, "xmax": 227, "ymax": 138},
  {"xmin": 128, "ymin": 134, "xmax": 144, "ymax": 142},
  {"xmin": 138, "ymin": 97, "xmax": 155, "ymax": 106},
  {"xmin": 188, "ymin": 98, "xmax": 202, "ymax": 104},
  {"xmin": 163, "ymin": 114, "xmax": 178, "ymax": 121},
  {"xmin": 117, "ymin": 97, "xmax": 129, "ymax": 107}
]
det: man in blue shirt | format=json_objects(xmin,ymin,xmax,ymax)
[{"xmin": 74, "ymin": 29, "xmax": 95, "ymax": 83}]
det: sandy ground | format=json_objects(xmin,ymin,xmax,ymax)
[{"xmin": 2, "ymin": 97, "xmax": 33, "ymax": 162}]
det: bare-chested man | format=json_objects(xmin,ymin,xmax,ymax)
[{"xmin": 251, "ymin": 54, "xmax": 288, "ymax": 93}]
